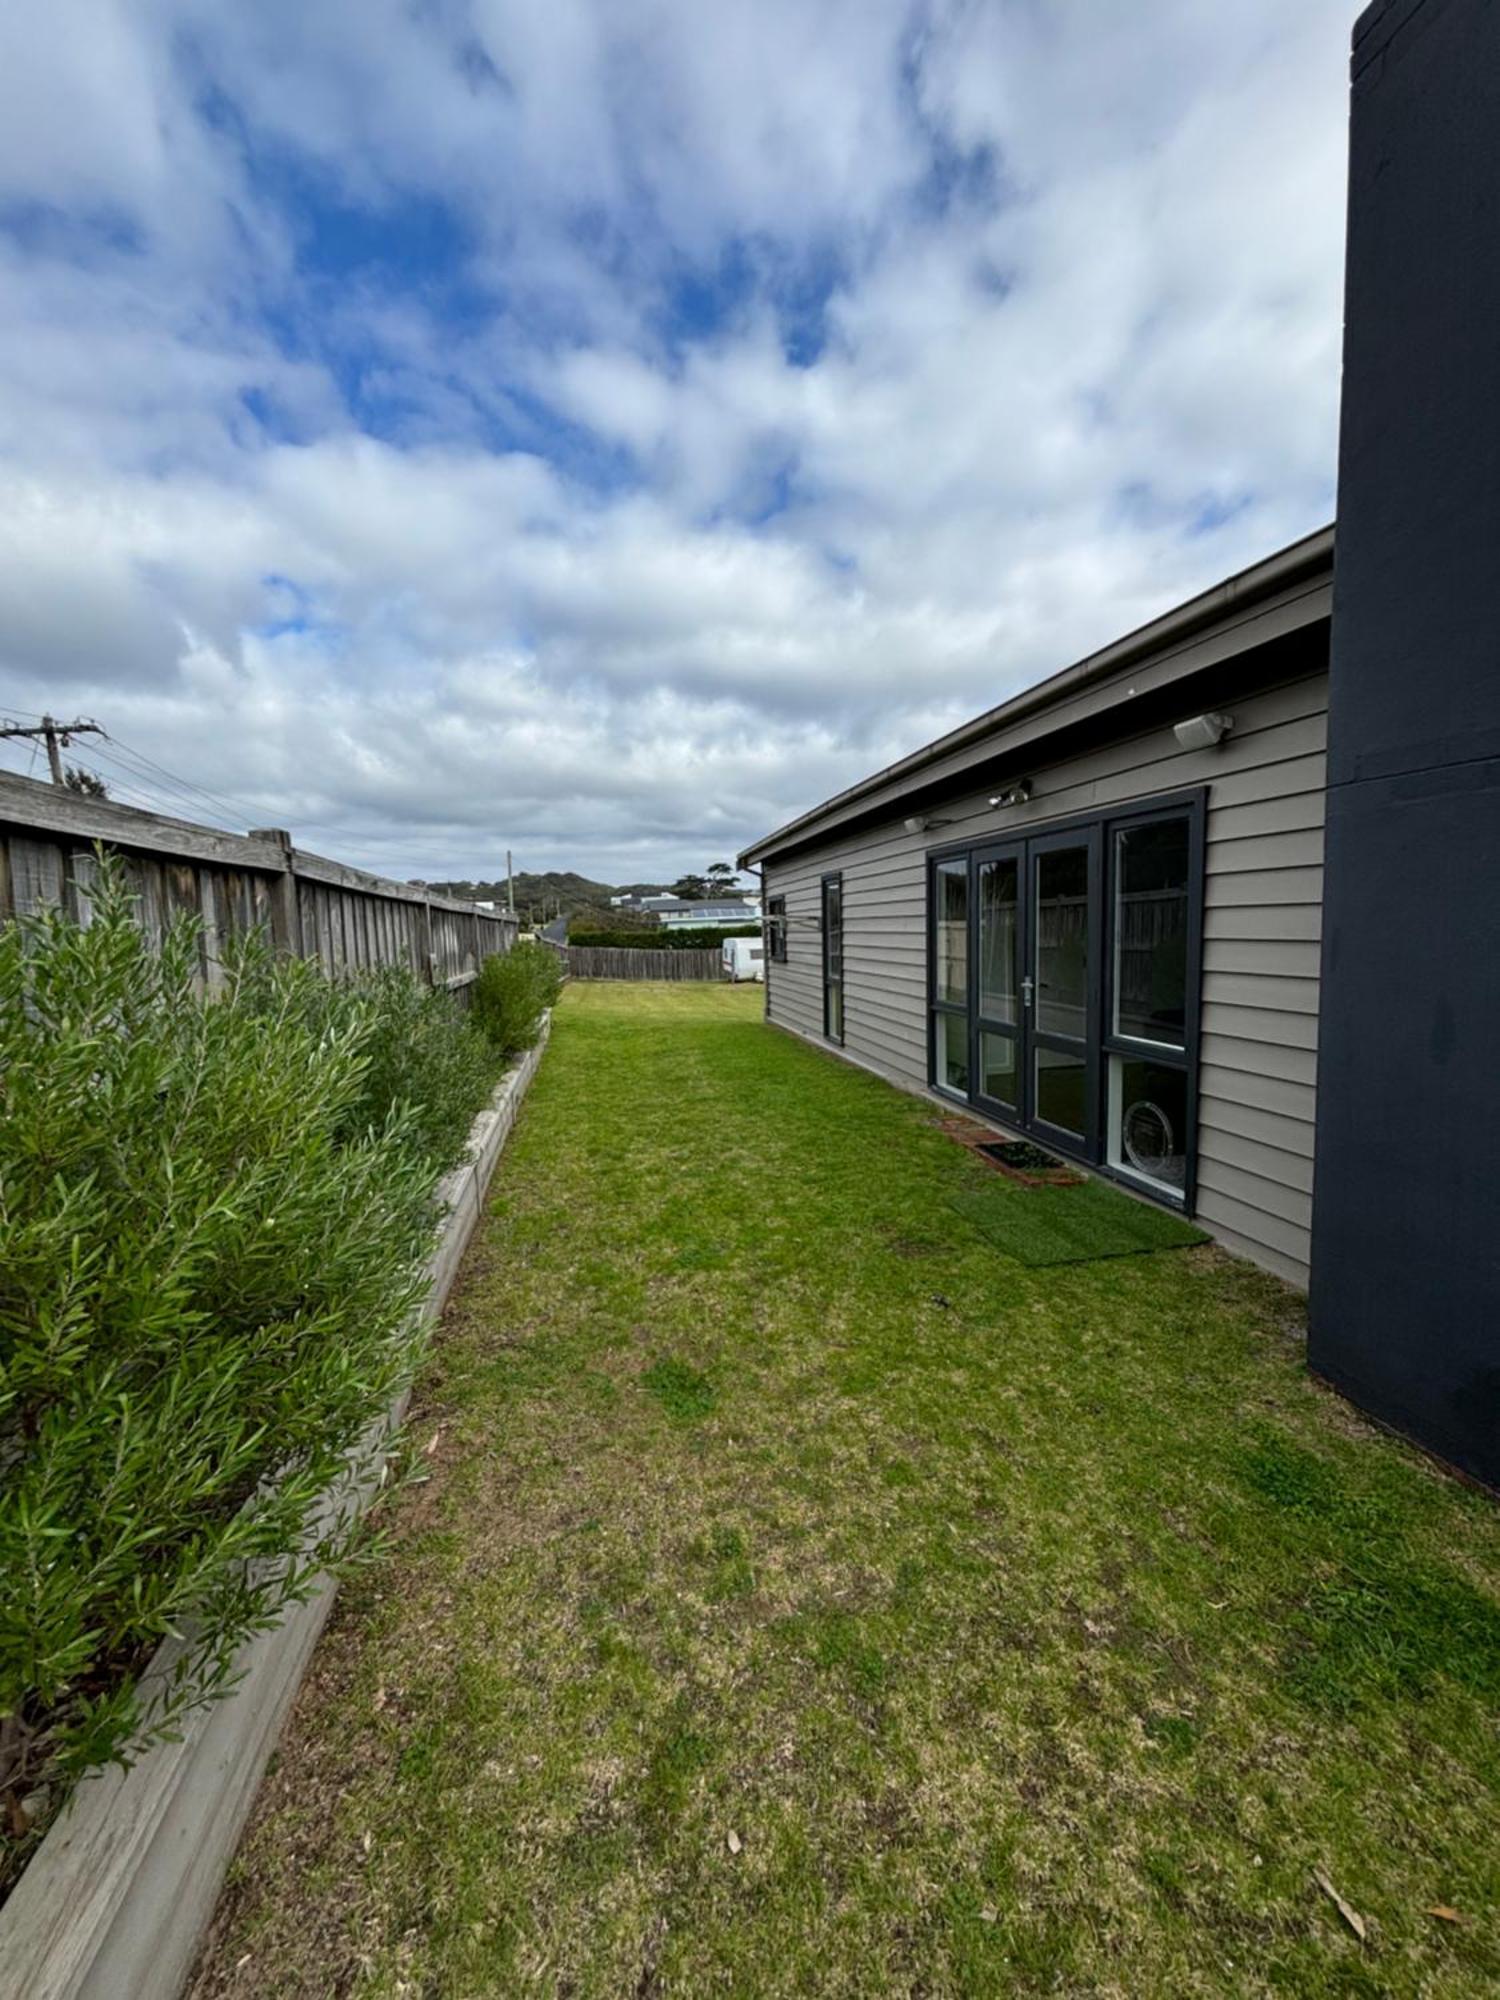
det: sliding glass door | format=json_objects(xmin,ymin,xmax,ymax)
[{"xmin": 928, "ymin": 794, "xmax": 1202, "ymax": 1205}]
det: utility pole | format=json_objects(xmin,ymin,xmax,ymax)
[
  {"xmin": 506, "ymin": 848, "xmax": 515, "ymax": 914},
  {"xmin": 0, "ymin": 714, "xmax": 103, "ymax": 785}
]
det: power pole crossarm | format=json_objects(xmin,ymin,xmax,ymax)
[{"xmin": 0, "ymin": 715, "xmax": 104, "ymax": 785}]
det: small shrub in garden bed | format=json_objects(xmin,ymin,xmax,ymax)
[
  {"xmin": 0, "ymin": 861, "xmax": 506, "ymax": 1898},
  {"xmin": 471, "ymin": 940, "xmax": 562, "ymax": 1059}
]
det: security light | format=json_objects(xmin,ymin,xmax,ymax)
[
  {"xmin": 987, "ymin": 780, "xmax": 1033, "ymax": 809},
  {"xmin": 1172, "ymin": 712, "xmax": 1234, "ymax": 751}
]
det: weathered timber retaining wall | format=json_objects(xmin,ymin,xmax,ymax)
[
  {"xmin": 0, "ymin": 1017, "xmax": 552, "ymax": 2000},
  {"xmin": 0, "ymin": 769, "xmax": 516, "ymax": 990}
]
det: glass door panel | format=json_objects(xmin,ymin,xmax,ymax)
[
  {"xmin": 973, "ymin": 845, "xmax": 1024, "ymax": 1118},
  {"xmin": 1034, "ymin": 843, "xmax": 1090, "ymax": 1037},
  {"xmin": 980, "ymin": 1031, "xmax": 1019, "ymax": 1110},
  {"xmin": 978, "ymin": 856, "xmax": 1019, "ymax": 1021},
  {"xmin": 1034, "ymin": 1046, "xmax": 1087, "ymax": 1137},
  {"xmin": 1026, "ymin": 831, "xmax": 1098, "ymax": 1152}
]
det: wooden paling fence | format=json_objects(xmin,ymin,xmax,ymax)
[
  {"xmin": 559, "ymin": 943, "xmax": 724, "ymax": 981},
  {"xmin": 0, "ymin": 769, "xmax": 517, "ymax": 992}
]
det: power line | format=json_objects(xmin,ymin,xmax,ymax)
[
  {"xmin": 83, "ymin": 739, "xmax": 248, "ymax": 834},
  {"xmin": 62, "ymin": 758, "xmax": 169, "ymax": 818},
  {"xmin": 100, "ymin": 733, "xmax": 268, "ymax": 828},
  {"xmin": 0, "ymin": 707, "xmax": 268, "ymax": 829},
  {"xmin": 0, "ymin": 736, "xmax": 43, "ymax": 782},
  {"xmin": 0, "ymin": 712, "xmax": 355, "ymax": 853},
  {"xmin": 0, "ymin": 723, "xmax": 250, "ymax": 833},
  {"xmin": 0, "ymin": 734, "xmax": 163, "ymax": 818},
  {"xmin": 85, "ymin": 739, "xmax": 251, "ymax": 835}
]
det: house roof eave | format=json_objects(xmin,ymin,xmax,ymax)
[{"xmin": 738, "ymin": 523, "xmax": 1335, "ymax": 871}]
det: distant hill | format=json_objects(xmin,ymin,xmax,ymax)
[
  {"xmin": 417, "ymin": 870, "xmax": 667, "ymax": 921},
  {"xmin": 415, "ymin": 868, "xmax": 746, "ymax": 922}
]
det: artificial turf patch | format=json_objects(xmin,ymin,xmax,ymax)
[{"xmin": 945, "ymin": 1172, "xmax": 1207, "ymax": 1265}]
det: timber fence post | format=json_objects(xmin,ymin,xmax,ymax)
[{"xmin": 249, "ymin": 828, "xmax": 303, "ymax": 958}]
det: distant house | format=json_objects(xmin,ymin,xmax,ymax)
[{"xmin": 652, "ymin": 899, "xmax": 761, "ymax": 930}]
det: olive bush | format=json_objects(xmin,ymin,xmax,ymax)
[{"xmin": 0, "ymin": 862, "xmax": 504, "ymax": 1891}]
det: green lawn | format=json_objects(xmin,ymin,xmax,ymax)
[{"xmin": 194, "ymin": 984, "xmax": 1500, "ymax": 1998}]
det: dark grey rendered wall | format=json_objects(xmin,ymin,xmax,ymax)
[{"xmin": 1311, "ymin": 0, "xmax": 1500, "ymax": 1486}]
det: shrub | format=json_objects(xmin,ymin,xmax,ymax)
[
  {"xmin": 471, "ymin": 941, "xmax": 562, "ymax": 1059},
  {"xmin": 222, "ymin": 950, "xmax": 505, "ymax": 1179},
  {"xmin": 0, "ymin": 862, "xmax": 502, "ymax": 1894},
  {"xmin": 343, "ymin": 967, "xmax": 505, "ymax": 1173}
]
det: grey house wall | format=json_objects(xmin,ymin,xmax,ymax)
[{"xmin": 764, "ymin": 664, "xmax": 1328, "ymax": 1286}]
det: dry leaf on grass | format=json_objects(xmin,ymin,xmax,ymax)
[
  {"xmin": 1314, "ymin": 1869, "xmax": 1367, "ymax": 1941},
  {"xmin": 726, "ymin": 1830, "xmax": 742, "ymax": 1855},
  {"xmin": 1426, "ymin": 1905, "xmax": 1463, "ymax": 1924}
]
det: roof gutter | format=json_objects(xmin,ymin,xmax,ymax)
[{"xmin": 738, "ymin": 523, "xmax": 1334, "ymax": 869}]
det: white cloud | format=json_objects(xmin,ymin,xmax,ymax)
[{"xmin": 0, "ymin": 0, "xmax": 1351, "ymax": 882}]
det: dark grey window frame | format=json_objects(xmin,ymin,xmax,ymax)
[
  {"xmin": 925, "ymin": 787, "xmax": 1206, "ymax": 1212},
  {"xmin": 822, "ymin": 872, "xmax": 844, "ymax": 1044},
  {"xmin": 930, "ymin": 853, "xmax": 970, "ymax": 1094},
  {"xmin": 766, "ymin": 894, "xmax": 788, "ymax": 963}
]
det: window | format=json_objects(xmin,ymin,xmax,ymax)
[
  {"xmin": 1105, "ymin": 811, "xmax": 1194, "ymax": 1196},
  {"xmin": 1108, "ymin": 1057, "xmax": 1188, "ymax": 1194},
  {"xmin": 926, "ymin": 792, "xmax": 1203, "ymax": 1208},
  {"xmin": 822, "ymin": 874, "xmax": 844, "ymax": 1043},
  {"xmin": 1112, "ymin": 820, "xmax": 1188, "ymax": 1046},
  {"xmin": 935, "ymin": 859, "xmax": 968, "ymax": 1005},
  {"xmin": 930, "ymin": 857, "xmax": 969, "ymax": 1094},
  {"xmin": 766, "ymin": 895, "xmax": 788, "ymax": 962}
]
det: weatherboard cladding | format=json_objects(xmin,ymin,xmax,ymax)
[{"xmin": 762, "ymin": 666, "xmax": 1328, "ymax": 1287}]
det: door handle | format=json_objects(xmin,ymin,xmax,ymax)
[{"xmin": 1022, "ymin": 976, "xmax": 1034, "ymax": 1009}]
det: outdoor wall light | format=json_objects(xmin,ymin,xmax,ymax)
[
  {"xmin": 987, "ymin": 780, "xmax": 1033, "ymax": 809},
  {"xmin": 903, "ymin": 813, "xmax": 953, "ymax": 834},
  {"xmin": 1173, "ymin": 712, "xmax": 1234, "ymax": 751}
]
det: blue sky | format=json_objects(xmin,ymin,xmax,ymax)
[{"xmin": 0, "ymin": 0, "xmax": 1351, "ymax": 882}]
